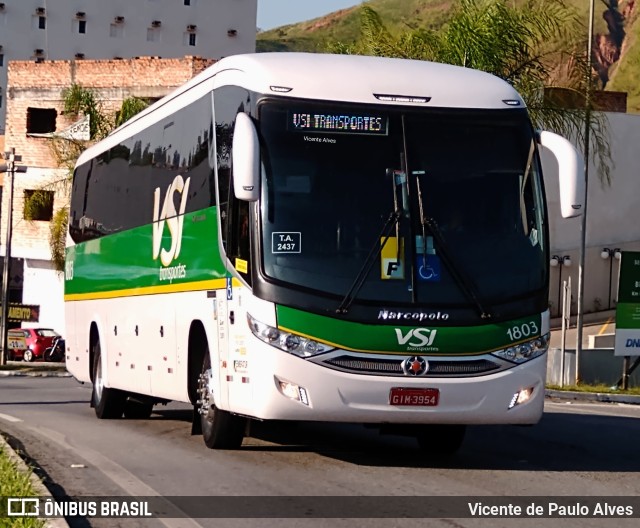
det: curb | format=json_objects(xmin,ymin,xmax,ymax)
[
  {"xmin": 545, "ymin": 389, "xmax": 640, "ymax": 405},
  {"xmin": 0, "ymin": 364, "xmax": 71, "ymax": 378},
  {"xmin": 0, "ymin": 370, "xmax": 71, "ymax": 377},
  {"xmin": 0, "ymin": 435, "xmax": 70, "ymax": 528}
]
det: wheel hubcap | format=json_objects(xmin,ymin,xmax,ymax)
[{"xmin": 197, "ymin": 368, "xmax": 214, "ymax": 418}]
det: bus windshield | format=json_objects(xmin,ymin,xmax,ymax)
[{"xmin": 258, "ymin": 100, "xmax": 547, "ymax": 308}]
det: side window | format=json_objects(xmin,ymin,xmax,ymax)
[
  {"xmin": 68, "ymin": 94, "xmax": 214, "ymax": 243},
  {"xmin": 214, "ymin": 85, "xmax": 252, "ymax": 283}
]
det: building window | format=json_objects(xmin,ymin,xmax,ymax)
[
  {"xmin": 147, "ymin": 27, "xmax": 161, "ymax": 42},
  {"xmin": 26, "ymin": 107, "xmax": 57, "ymax": 134},
  {"xmin": 0, "ymin": 54, "xmax": 3, "ymax": 66},
  {"xmin": 78, "ymin": 20, "xmax": 86, "ymax": 34},
  {"xmin": 110, "ymin": 23, "xmax": 124, "ymax": 38},
  {"xmin": 24, "ymin": 190, "xmax": 54, "ymax": 221},
  {"xmin": 183, "ymin": 32, "xmax": 197, "ymax": 46},
  {"xmin": 32, "ymin": 15, "xmax": 46, "ymax": 30}
]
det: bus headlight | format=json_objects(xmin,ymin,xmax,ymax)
[
  {"xmin": 492, "ymin": 334, "xmax": 549, "ymax": 364},
  {"xmin": 247, "ymin": 313, "xmax": 335, "ymax": 358}
]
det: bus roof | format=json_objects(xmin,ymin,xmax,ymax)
[{"xmin": 77, "ymin": 53, "xmax": 525, "ymax": 166}]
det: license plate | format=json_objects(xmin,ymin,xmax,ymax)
[{"xmin": 389, "ymin": 387, "xmax": 439, "ymax": 406}]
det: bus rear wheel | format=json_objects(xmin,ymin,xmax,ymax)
[
  {"xmin": 416, "ymin": 425, "xmax": 466, "ymax": 456},
  {"xmin": 198, "ymin": 351, "xmax": 245, "ymax": 449},
  {"xmin": 91, "ymin": 338, "xmax": 126, "ymax": 419}
]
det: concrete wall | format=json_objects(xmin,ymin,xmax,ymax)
[
  {"xmin": 547, "ymin": 347, "xmax": 640, "ymax": 387},
  {"xmin": 22, "ymin": 258, "xmax": 65, "ymax": 334},
  {"xmin": 543, "ymin": 112, "xmax": 640, "ymax": 316}
]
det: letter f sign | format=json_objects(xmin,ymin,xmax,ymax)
[{"xmin": 153, "ymin": 175, "xmax": 191, "ymax": 266}]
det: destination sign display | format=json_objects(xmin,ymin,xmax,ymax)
[{"xmin": 289, "ymin": 111, "xmax": 388, "ymax": 135}]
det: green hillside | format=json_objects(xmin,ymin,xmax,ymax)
[{"xmin": 257, "ymin": 0, "xmax": 640, "ymax": 113}]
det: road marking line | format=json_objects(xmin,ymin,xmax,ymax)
[
  {"xmin": 597, "ymin": 316, "xmax": 614, "ymax": 335},
  {"xmin": 16, "ymin": 424, "xmax": 203, "ymax": 528},
  {"xmin": 0, "ymin": 412, "xmax": 23, "ymax": 423}
]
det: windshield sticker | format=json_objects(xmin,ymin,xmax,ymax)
[
  {"xmin": 272, "ymin": 232, "xmax": 301, "ymax": 254},
  {"xmin": 381, "ymin": 237, "xmax": 404, "ymax": 279},
  {"xmin": 235, "ymin": 258, "xmax": 248, "ymax": 274},
  {"xmin": 416, "ymin": 254, "xmax": 441, "ymax": 282},
  {"xmin": 303, "ymin": 135, "xmax": 337, "ymax": 145}
]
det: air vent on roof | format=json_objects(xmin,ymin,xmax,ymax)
[
  {"xmin": 75, "ymin": 53, "xmax": 85, "ymax": 59},
  {"xmin": 187, "ymin": 24, "xmax": 197, "ymax": 32},
  {"xmin": 76, "ymin": 11, "xmax": 86, "ymax": 19},
  {"xmin": 151, "ymin": 20, "xmax": 161, "ymax": 28},
  {"xmin": 227, "ymin": 29, "xmax": 237, "ymax": 37},
  {"xmin": 114, "ymin": 16, "xmax": 125, "ymax": 23},
  {"xmin": 34, "ymin": 48, "xmax": 44, "ymax": 55}
]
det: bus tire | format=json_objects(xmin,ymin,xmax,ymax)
[
  {"xmin": 123, "ymin": 399, "xmax": 154, "ymax": 419},
  {"xmin": 199, "ymin": 349, "xmax": 245, "ymax": 449},
  {"xmin": 416, "ymin": 425, "xmax": 466, "ymax": 456},
  {"xmin": 91, "ymin": 338, "xmax": 126, "ymax": 419}
]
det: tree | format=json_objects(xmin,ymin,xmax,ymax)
[
  {"xmin": 328, "ymin": 0, "xmax": 611, "ymax": 184},
  {"xmin": 25, "ymin": 84, "xmax": 149, "ymax": 271}
]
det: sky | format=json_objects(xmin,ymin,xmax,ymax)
[{"xmin": 257, "ymin": 1, "xmax": 363, "ymax": 31}]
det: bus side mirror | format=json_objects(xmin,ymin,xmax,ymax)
[
  {"xmin": 537, "ymin": 130, "xmax": 584, "ymax": 219},
  {"xmin": 232, "ymin": 112, "xmax": 260, "ymax": 202}
]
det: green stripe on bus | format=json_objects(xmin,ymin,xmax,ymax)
[
  {"xmin": 65, "ymin": 207, "xmax": 227, "ymax": 296},
  {"xmin": 276, "ymin": 305, "xmax": 542, "ymax": 355}
]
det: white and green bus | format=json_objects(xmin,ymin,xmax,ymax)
[{"xmin": 65, "ymin": 53, "xmax": 583, "ymax": 454}]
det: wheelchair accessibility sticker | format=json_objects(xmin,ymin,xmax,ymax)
[{"xmin": 416, "ymin": 254, "xmax": 441, "ymax": 282}]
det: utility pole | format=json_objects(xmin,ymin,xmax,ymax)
[
  {"xmin": 0, "ymin": 148, "xmax": 27, "ymax": 365},
  {"xmin": 575, "ymin": 0, "xmax": 596, "ymax": 384}
]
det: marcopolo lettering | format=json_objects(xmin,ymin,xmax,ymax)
[{"xmin": 378, "ymin": 309, "xmax": 449, "ymax": 322}]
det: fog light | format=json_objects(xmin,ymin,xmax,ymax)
[
  {"xmin": 276, "ymin": 377, "xmax": 310, "ymax": 406},
  {"xmin": 508, "ymin": 387, "xmax": 534, "ymax": 409}
]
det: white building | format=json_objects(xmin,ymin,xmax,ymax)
[{"xmin": 0, "ymin": 0, "xmax": 258, "ymax": 133}]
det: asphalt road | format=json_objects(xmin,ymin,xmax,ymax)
[{"xmin": 1, "ymin": 376, "xmax": 639, "ymax": 528}]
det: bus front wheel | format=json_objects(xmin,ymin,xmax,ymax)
[
  {"xmin": 91, "ymin": 338, "xmax": 126, "ymax": 419},
  {"xmin": 416, "ymin": 425, "xmax": 466, "ymax": 456},
  {"xmin": 198, "ymin": 351, "xmax": 245, "ymax": 449}
]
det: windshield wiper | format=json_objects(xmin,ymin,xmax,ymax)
[
  {"xmin": 336, "ymin": 161, "xmax": 410, "ymax": 315},
  {"xmin": 422, "ymin": 214, "xmax": 493, "ymax": 319},
  {"xmin": 336, "ymin": 210, "xmax": 402, "ymax": 314}
]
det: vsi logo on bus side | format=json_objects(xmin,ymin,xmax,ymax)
[
  {"xmin": 395, "ymin": 328, "xmax": 438, "ymax": 351},
  {"xmin": 153, "ymin": 175, "xmax": 191, "ymax": 282}
]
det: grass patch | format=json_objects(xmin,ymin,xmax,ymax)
[
  {"xmin": 0, "ymin": 445, "xmax": 45, "ymax": 527},
  {"xmin": 547, "ymin": 383, "xmax": 640, "ymax": 395}
]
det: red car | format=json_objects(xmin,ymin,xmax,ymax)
[{"xmin": 8, "ymin": 328, "xmax": 61, "ymax": 362}]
